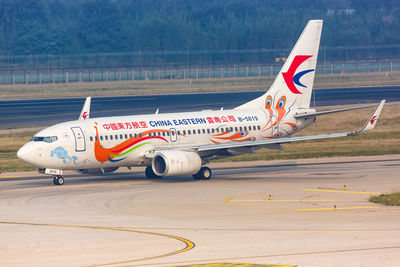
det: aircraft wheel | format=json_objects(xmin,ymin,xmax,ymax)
[
  {"xmin": 53, "ymin": 176, "xmax": 64, "ymax": 185},
  {"xmin": 193, "ymin": 167, "xmax": 212, "ymax": 180},
  {"xmin": 200, "ymin": 167, "xmax": 212, "ymax": 180},
  {"xmin": 145, "ymin": 166, "xmax": 159, "ymax": 178}
]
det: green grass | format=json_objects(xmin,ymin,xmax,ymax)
[{"xmin": 370, "ymin": 192, "xmax": 400, "ymax": 206}]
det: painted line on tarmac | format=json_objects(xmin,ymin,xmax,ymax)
[
  {"xmin": 294, "ymin": 206, "xmax": 378, "ymax": 211},
  {"xmin": 0, "ymin": 221, "xmax": 195, "ymax": 266},
  {"xmin": 132, "ymin": 245, "xmax": 400, "ymax": 266},
  {"xmin": 230, "ymin": 199, "xmax": 335, "ymax": 202},
  {"xmin": 168, "ymin": 262, "xmax": 294, "ymax": 267},
  {"xmin": 224, "ymin": 191, "xmax": 379, "ymax": 212},
  {"xmin": 301, "ymin": 189, "xmax": 381, "ymax": 194},
  {"xmin": 0, "ymin": 175, "xmax": 21, "ymax": 178}
]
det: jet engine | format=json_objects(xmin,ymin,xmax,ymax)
[{"xmin": 152, "ymin": 150, "xmax": 202, "ymax": 176}]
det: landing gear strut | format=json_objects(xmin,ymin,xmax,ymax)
[
  {"xmin": 53, "ymin": 176, "xmax": 65, "ymax": 185},
  {"xmin": 192, "ymin": 166, "xmax": 212, "ymax": 180},
  {"xmin": 145, "ymin": 166, "xmax": 159, "ymax": 178}
]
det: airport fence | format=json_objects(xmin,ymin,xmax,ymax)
[{"xmin": 0, "ymin": 59, "xmax": 399, "ymax": 85}]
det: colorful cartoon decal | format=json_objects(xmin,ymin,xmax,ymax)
[
  {"xmin": 51, "ymin": 146, "xmax": 78, "ymax": 164},
  {"xmin": 210, "ymin": 128, "xmax": 256, "ymax": 144},
  {"xmin": 282, "ymin": 55, "xmax": 314, "ymax": 94},
  {"xmin": 94, "ymin": 123, "xmax": 169, "ymax": 163}
]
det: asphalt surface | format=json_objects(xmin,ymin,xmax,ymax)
[
  {"xmin": 1, "ymin": 155, "xmax": 400, "ymax": 266},
  {"xmin": 1, "ymin": 85, "xmax": 399, "ymax": 129}
]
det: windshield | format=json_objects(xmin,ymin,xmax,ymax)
[{"xmin": 31, "ymin": 136, "xmax": 58, "ymax": 143}]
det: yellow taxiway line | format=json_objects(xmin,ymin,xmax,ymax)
[
  {"xmin": 301, "ymin": 189, "xmax": 381, "ymax": 194},
  {"xmin": 0, "ymin": 221, "xmax": 195, "ymax": 266},
  {"xmin": 230, "ymin": 199, "xmax": 335, "ymax": 202},
  {"xmin": 0, "ymin": 175, "xmax": 21, "ymax": 179}
]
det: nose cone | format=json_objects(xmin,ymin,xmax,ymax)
[{"xmin": 17, "ymin": 143, "xmax": 37, "ymax": 166}]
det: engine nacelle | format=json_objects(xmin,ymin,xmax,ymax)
[
  {"xmin": 152, "ymin": 150, "xmax": 202, "ymax": 176},
  {"xmin": 76, "ymin": 167, "xmax": 119, "ymax": 175}
]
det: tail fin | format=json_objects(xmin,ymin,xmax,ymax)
[
  {"xmin": 79, "ymin": 97, "xmax": 91, "ymax": 120},
  {"xmin": 236, "ymin": 20, "xmax": 323, "ymax": 110}
]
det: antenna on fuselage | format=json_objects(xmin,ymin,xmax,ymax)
[{"xmin": 79, "ymin": 97, "xmax": 91, "ymax": 120}]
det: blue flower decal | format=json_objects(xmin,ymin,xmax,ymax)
[{"xmin": 50, "ymin": 146, "xmax": 77, "ymax": 164}]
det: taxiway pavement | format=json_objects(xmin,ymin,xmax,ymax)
[{"xmin": 0, "ymin": 155, "xmax": 400, "ymax": 266}]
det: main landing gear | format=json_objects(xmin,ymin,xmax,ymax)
[
  {"xmin": 53, "ymin": 176, "xmax": 65, "ymax": 185},
  {"xmin": 145, "ymin": 166, "xmax": 160, "ymax": 178},
  {"xmin": 192, "ymin": 166, "xmax": 212, "ymax": 180}
]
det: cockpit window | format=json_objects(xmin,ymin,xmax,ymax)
[{"xmin": 31, "ymin": 136, "xmax": 58, "ymax": 143}]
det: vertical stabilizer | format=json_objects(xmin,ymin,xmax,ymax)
[
  {"xmin": 236, "ymin": 20, "xmax": 323, "ymax": 110},
  {"xmin": 79, "ymin": 97, "xmax": 91, "ymax": 120}
]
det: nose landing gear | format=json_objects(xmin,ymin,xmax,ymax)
[{"xmin": 53, "ymin": 176, "xmax": 65, "ymax": 185}]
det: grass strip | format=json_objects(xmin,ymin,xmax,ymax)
[{"xmin": 370, "ymin": 193, "xmax": 400, "ymax": 206}]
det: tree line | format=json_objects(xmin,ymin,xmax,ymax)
[{"xmin": 0, "ymin": 0, "xmax": 399, "ymax": 56}]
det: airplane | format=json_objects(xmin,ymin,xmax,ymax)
[{"xmin": 17, "ymin": 20, "xmax": 385, "ymax": 185}]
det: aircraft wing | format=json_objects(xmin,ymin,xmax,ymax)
[
  {"xmin": 295, "ymin": 102, "xmax": 381, "ymax": 119},
  {"xmin": 194, "ymin": 100, "xmax": 385, "ymax": 153}
]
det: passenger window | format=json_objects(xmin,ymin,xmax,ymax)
[
  {"xmin": 167, "ymin": 132, "xmax": 170, "ymax": 136},
  {"xmin": 216, "ymin": 128, "xmax": 219, "ymax": 133},
  {"xmin": 95, "ymin": 136, "xmax": 98, "ymax": 141},
  {"xmin": 134, "ymin": 133, "xmax": 137, "ymax": 138},
  {"xmin": 198, "ymin": 129, "xmax": 201, "ymax": 134},
  {"xmin": 125, "ymin": 134, "xmax": 128, "ymax": 139},
  {"xmin": 202, "ymin": 129, "xmax": 205, "ymax": 134},
  {"xmin": 257, "ymin": 125, "xmax": 261, "ymax": 130},
  {"xmin": 120, "ymin": 134, "xmax": 123, "ymax": 139},
  {"xmin": 239, "ymin": 127, "xmax": 243, "ymax": 131},
  {"xmin": 105, "ymin": 135, "xmax": 108, "ymax": 140},
  {"xmin": 188, "ymin": 130, "xmax": 191, "ymax": 135},
  {"xmin": 139, "ymin": 133, "xmax": 142, "ymax": 138},
  {"xmin": 90, "ymin": 136, "xmax": 93, "ymax": 142},
  {"xmin": 253, "ymin": 126, "xmax": 256, "ymax": 131},
  {"xmin": 183, "ymin": 130, "xmax": 186, "ymax": 135},
  {"xmin": 177, "ymin": 131, "xmax": 180, "ymax": 135},
  {"xmin": 110, "ymin": 135, "xmax": 113, "ymax": 140},
  {"xmin": 207, "ymin": 129, "xmax": 210, "ymax": 134},
  {"xmin": 100, "ymin": 136, "xmax": 103, "ymax": 141},
  {"xmin": 115, "ymin": 135, "xmax": 118, "ymax": 140},
  {"xmin": 235, "ymin": 127, "xmax": 238, "ymax": 132},
  {"xmin": 129, "ymin": 134, "xmax": 132, "ymax": 138},
  {"xmin": 212, "ymin": 128, "xmax": 215, "ymax": 133},
  {"xmin": 162, "ymin": 132, "xmax": 165, "ymax": 137}
]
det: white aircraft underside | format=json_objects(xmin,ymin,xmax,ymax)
[{"xmin": 17, "ymin": 20, "xmax": 385, "ymax": 185}]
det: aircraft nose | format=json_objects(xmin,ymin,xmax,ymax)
[{"xmin": 17, "ymin": 143, "xmax": 36, "ymax": 165}]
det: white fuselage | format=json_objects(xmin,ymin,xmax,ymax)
[{"xmin": 17, "ymin": 107, "xmax": 313, "ymax": 170}]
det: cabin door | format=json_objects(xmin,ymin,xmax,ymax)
[{"xmin": 71, "ymin": 127, "xmax": 86, "ymax": 152}]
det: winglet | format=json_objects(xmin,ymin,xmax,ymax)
[
  {"xmin": 353, "ymin": 100, "xmax": 385, "ymax": 134},
  {"xmin": 79, "ymin": 97, "xmax": 91, "ymax": 120}
]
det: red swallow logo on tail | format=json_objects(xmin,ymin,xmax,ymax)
[{"xmin": 282, "ymin": 55, "xmax": 314, "ymax": 94}]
